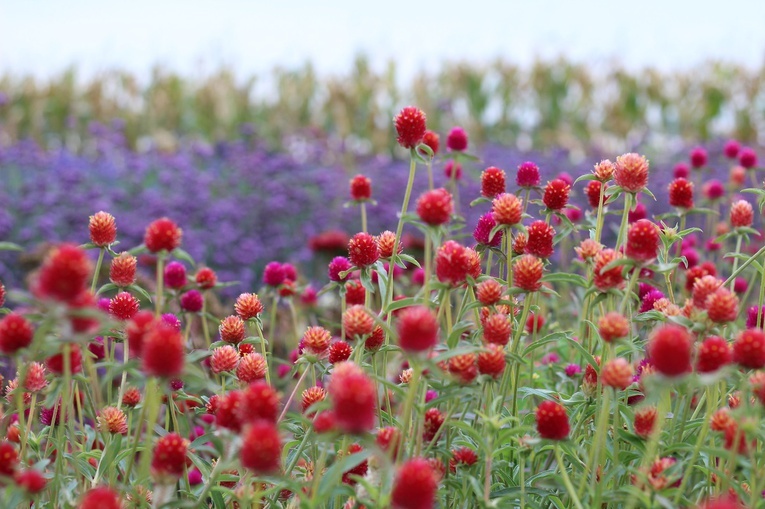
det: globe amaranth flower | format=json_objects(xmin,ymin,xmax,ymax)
[
  {"xmin": 144, "ymin": 217, "xmax": 182, "ymax": 253},
  {"xmin": 614, "ymin": 153, "xmax": 649, "ymax": 193},
  {"xmin": 394, "ymin": 106, "xmax": 427, "ymax": 149},
  {"xmin": 89, "ymin": 211, "xmax": 117, "ymax": 247}
]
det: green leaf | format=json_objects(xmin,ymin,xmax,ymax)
[
  {"xmin": 541, "ymin": 273, "xmax": 587, "ymax": 287},
  {"xmin": 128, "ymin": 284, "xmax": 153, "ymax": 302},
  {"xmin": 0, "ymin": 242, "xmax": 22, "ymax": 251},
  {"xmin": 172, "ymin": 248, "xmax": 197, "ymax": 267}
]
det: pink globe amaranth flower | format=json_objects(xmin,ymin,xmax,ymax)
[
  {"xmin": 262, "ymin": 261, "xmax": 286, "ymax": 287},
  {"xmin": 327, "ymin": 256, "xmax": 352, "ymax": 282},
  {"xmin": 734, "ymin": 277, "xmax": 748, "ymax": 294},
  {"xmin": 614, "ymin": 153, "xmax": 649, "ymax": 193},
  {"xmin": 703, "ymin": 179, "xmax": 725, "ymax": 200},
  {"xmin": 689, "ymin": 146, "xmax": 708, "ymax": 168},
  {"xmin": 724, "ymin": 139, "xmax": 741, "ymax": 158},
  {"xmin": 516, "ymin": 161, "xmax": 541, "ymax": 188},
  {"xmin": 739, "ymin": 147, "xmax": 758, "ymax": 169},
  {"xmin": 565, "ymin": 206, "xmax": 582, "ymax": 222},
  {"xmin": 473, "ymin": 213, "xmax": 503, "ymax": 247},
  {"xmin": 163, "ymin": 261, "xmax": 187, "ymax": 289},
  {"xmin": 746, "ymin": 305, "xmax": 765, "ymax": 328},
  {"xmin": 444, "ymin": 160, "xmax": 462, "ymax": 180},
  {"xmin": 628, "ymin": 201, "xmax": 647, "ymax": 223},
  {"xmin": 446, "ymin": 126, "xmax": 468, "ymax": 151},
  {"xmin": 673, "ymin": 163, "xmax": 689, "ymax": 179},
  {"xmin": 180, "ymin": 289, "xmax": 203, "ymax": 313},
  {"xmin": 640, "ymin": 289, "xmax": 665, "ymax": 313},
  {"xmin": 565, "ymin": 364, "xmax": 582, "ymax": 377},
  {"xmin": 394, "ymin": 106, "xmax": 427, "ymax": 149}
]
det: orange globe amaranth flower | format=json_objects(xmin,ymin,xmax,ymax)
[
  {"xmin": 478, "ymin": 344, "xmax": 506, "ymax": 378},
  {"xmin": 449, "ymin": 353, "xmax": 478, "ymax": 384},
  {"xmin": 692, "ymin": 275, "xmax": 722, "ymax": 309},
  {"xmin": 98, "ymin": 406, "xmax": 128, "ymax": 435},
  {"xmin": 512, "ymin": 232, "xmax": 528, "ymax": 255},
  {"xmin": 730, "ymin": 199, "xmax": 754, "ymax": 228},
  {"xmin": 122, "ymin": 387, "xmax": 141, "ymax": 407},
  {"xmin": 513, "ymin": 254, "xmax": 544, "ymax": 292},
  {"xmin": 89, "ymin": 211, "xmax": 117, "ymax": 247},
  {"xmin": 614, "ymin": 152, "xmax": 649, "ymax": 193},
  {"xmin": 394, "ymin": 106, "xmax": 427, "ymax": 149},
  {"xmin": 211, "ymin": 345, "xmax": 240, "ymax": 374},
  {"xmin": 475, "ymin": 279, "xmax": 503, "ymax": 306},
  {"xmin": 706, "ymin": 288, "xmax": 739, "ymax": 324},
  {"xmin": 22, "ymin": 362, "xmax": 48, "ymax": 392},
  {"xmin": 110, "ymin": 252, "xmax": 137, "ymax": 287},
  {"xmin": 342, "ymin": 305, "xmax": 375, "ymax": 339},
  {"xmin": 302, "ymin": 326, "xmax": 332, "ymax": 355},
  {"xmin": 492, "ymin": 192, "xmax": 523, "ymax": 225},
  {"xmin": 235, "ymin": 293, "xmax": 263, "ymax": 320},
  {"xmin": 236, "ymin": 353, "xmax": 267, "ymax": 383},
  {"xmin": 593, "ymin": 248, "xmax": 624, "ymax": 291},
  {"xmin": 575, "ymin": 239, "xmax": 603, "ymax": 261},
  {"xmin": 593, "ymin": 159, "xmax": 615, "ymax": 181},
  {"xmin": 144, "ymin": 217, "xmax": 182, "ymax": 253},
  {"xmin": 376, "ymin": 230, "xmax": 401, "ymax": 259},
  {"xmin": 301, "ymin": 386, "xmax": 327, "ymax": 415},
  {"xmin": 423, "ymin": 408, "xmax": 445, "ymax": 442},
  {"xmin": 709, "ymin": 408, "xmax": 733, "ymax": 432},
  {"xmin": 602, "ymin": 358, "xmax": 633, "ymax": 390},
  {"xmin": 480, "ymin": 166, "xmax": 506, "ymax": 198},
  {"xmin": 219, "ymin": 315, "xmax": 246, "ymax": 344},
  {"xmin": 482, "ymin": 313, "xmax": 512, "ymax": 346},
  {"xmin": 598, "ymin": 312, "xmax": 630, "ymax": 343}
]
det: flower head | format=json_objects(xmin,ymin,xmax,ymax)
[
  {"xmin": 733, "ymin": 329, "xmax": 765, "ymax": 369},
  {"xmin": 89, "ymin": 211, "xmax": 117, "ymax": 247},
  {"xmin": 235, "ymin": 293, "xmax": 264, "ymax": 320},
  {"xmin": 473, "ymin": 213, "xmax": 503, "ymax": 247},
  {"xmin": 481, "ymin": 167, "xmax": 506, "ymax": 198},
  {"xmin": 36, "ymin": 244, "xmax": 92, "ymax": 303},
  {"xmin": 614, "ymin": 153, "xmax": 649, "ymax": 193},
  {"xmin": 647, "ymin": 324, "xmax": 692, "ymax": 377},
  {"xmin": 144, "ymin": 218, "xmax": 182, "ymax": 253},
  {"xmin": 348, "ymin": 232, "xmax": 380, "ymax": 268},
  {"xmin": 349, "ymin": 174, "xmax": 372, "ymax": 201},
  {"xmin": 535, "ymin": 400, "xmax": 569, "ymax": 440},
  {"xmin": 513, "ymin": 254, "xmax": 544, "ymax": 292},
  {"xmin": 98, "ymin": 406, "xmax": 128, "ymax": 435},
  {"xmin": 151, "ymin": 432, "xmax": 189, "ymax": 482},
  {"xmin": 416, "ymin": 188, "xmax": 453, "ymax": 226},
  {"xmin": 391, "ymin": 458, "xmax": 437, "ymax": 509},
  {"xmin": 492, "ymin": 193, "xmax": 523, "ymax": 225},
  {"xmin": 516, "ymin": 161, "xmax": 541, "ymax": 188},
  {"xmin": 394, "ymin": 106, "xmax": 427, "ymax": 149},
  {"xmin": 0, "ymin": 314, "xmax": 33, "ymax": 355},
  {"xmin": 329, "ymin": 362, "xmax": 377, "ymax": 433},
  {"xmin": 142, "ymin": 322, "xmax": 185, "ymax": 378},
  {"xmin": 668, "ymin": 178, "xmax": 694, "ymax": 209},
  {"xmin": 543, "ymin": 179, "xmax": 571, "ymax": 211},
  {"xmin": 625, "ymin": 219, "xmax": 660, "ymax": 262},
  {"xmin": 525, "ymin": 221, "xmax": 555, "ymax": 258},
  {"xmin": 397, "ymin": 306, "xmax": 438, "ymax": 352},
  {"xmin": 237, "ymin": 353, "xmax": 268, "ymax": 383}
]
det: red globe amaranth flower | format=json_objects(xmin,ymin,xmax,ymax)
[
  {"xmin": 80, "ymin": 487, "xmax": 122, "ymax": 509},
  {"xmin": 416, "ymin": 188, "xmax": 453, "ymax": 226},
  {"xmin": 625, "ymin": 219, "xmax": 660, "ymax": 262},
  {"xmin": 211, "ymin": 345, "xmax": 239, "ymax": 374},
  {"xmin": 376, "ymin": 427, "xmax": 402, "ymax": 460},
  {"xmin": 512, "ymin": 233, "xmax": 528, "ymax": 255},
  {"xmin": 628, "ymin": 202, "xmax": 647, "ymax": 223},
  {"xmin": 195, "ymin": 267, "xmax": 217, "ymax": 289},
  {"xmin": 526, "ymin": 313, "xmax": 545, "ymax": 334},
  {"xmin": 219, "ymin": 315, "xmax": 246, "ymax": 344},
  {"xmin": 179, "ymin": 289, "xmax": 203, "ymax": 313},
  {"xmin": 394, "ymin": 106, "xmax": 427, "ymax": 149},
  {"xmin": 215, "ymin": 390, "xmax": 244, "ymax": 431},
  {"xmin": 730, "ymin": 200, "xmax": 753, "ymax": 228},
  {"xmin": 109, "ymin": 252, "xmax": 137, "ymax": 287},
  {"xmin": 543, "ymin": 179, "xmax": 571, "ymax": 211},
  {"xmin": 397, "ymin": 305, "xmax": 438, "ymax": 353},
  {"xmin": 122, "ymin": 387, "xmax": 141, "ymax": 407},
  {"xmin": 478, "ymin": 344, "xmax": 506, "ymax": 378},
  {"xmin": 699, "ymin": 496, "xmax": 745, "ymax": 509},
  {"xmin": 685, "ymin": 262, "xmax": 716, "ymax": 292},
  {"xmin": 349, "ymin": 174, "xmax": 372, "ymax": 202},
  {"xmin": 15, "ymin": 469, "xmax": 47, "ymax": 493},
  {"xmin": 235, "ymin": 293, "xmax": 264, "ymax": 320},
  {"xmin": 475, "ymin": 279, "xmax": 503, "ymax": 306},
  {"xmin": 435, "ymin": 241, "xmax": 479, "ymax": 286},
  {"xmin": 516, "ymin": 161, "xmax": 541, "ymax": 188},
  {"xmin": 0, "ymin": 441, "xmax": 19, "ymax": 477},
  {"xmin": 36, "ymin": 243, "xmax": 92, "ymax": 303},
  {"xmin": 614, "ymin": 153, "xmax": 649, "ymax": 193},
  {"xmin": 446, "ymin": 126, "xmax": 468, "ymax": 151},
  {"xmin": 341, "ymin": 443, "xmax": 369, "ymax": 485},
  {"xmin": 365, "ymin": 325, "xmax": 385, "ymax": 351},
  {"xmin": 449, "ymin": 353, "xmax": 478, "ymax": 384},
  {"xmin": 328, "ymin": 362, "xmax": 377, "ymax": 433},
  {"xmin": 473, "ymin": 213, "xmax": 503, "ymax": 247},
  {"xmin": 423, "ymin": 406, "xmax": 446, "ymax": 441},
  {"xmin": 598, "ymin": 312, "xmax": 630, "ymax": 342},
  {"xmin": 513, "ymin": 254, "xmax": 544, "ymax": 292},
  {"xmin": 633, "ymin": 406, "xmax": 657, "ymax": 438},
  {"xmin": 689, "ymin": 146, "xmax": 708, "ymax": 168},
  {"xmin": 668, "ymin": 178, "xmax": 694, "ymax": 209},
  {"xmin": 492, "ymin": 193, "xmax": 523, "ymax": 225},
  {"xmin": 343, "ymin": 305, "xmax": 375, "ymax": 339},
  {"xmin": 585, "ymin": 180, "xmax": 607, "ymax": 209},
  {"xmin": 348, "ymin": 232, "xmax": 380, "ymax": 268},
  {"xmin": 0, "ymin": 314, "xmax": 33, "ymax": 354},
  {"xmin": 482, "ymin": 313, "xmax": 512, "ymax": 346},
  {"xmin": 525, "ymin": 221, "xmax": 555, "ymax": 258},
  {"xmin": 301, "ymin": 386, "xmax": 327, "ymax": 414},
  {"xmin": 706, "ymin": 288, "xmax": 739, "ymax": 324},
  {"xmin": 144, "ymin": 217, "xmax": 182, "ymax": 253},
  {"xmin": 450, "ymin": 447, "xmax": 479, "ymax": 472},
  {"xmin": 21, "ymin": 362, "xmax": 48, "ymax": 392},
  {"xmin": 724, "ymin": 140, "xmax": 741, "ymax": 158},
  {"xmin": 109, "ymin": 291, "xmax": 140, "ymax": 321},
  {"xmin": 142, "ymin": 322, "xmax": 185, "ymax": 378},
  {"xmin": 237, "ymin": 353, "xmax": 268, "ymax": 383},
  {"xmin": 391, "ymin": 458, "xmax": 437, "ymax": 509},
  {"xmin": 238, "ymin": 381, "xmax": 280, "ymax": 423},
  {"xmin": 739, "ymin": 147, "xmax": 758, "ymax": 169},
  {"xmin": 697, "ymin": 336, "xmax": 732, "ymax": 373},
  {"xmin": 647, "ymin": 324, "xmax": 692, "ymax": 377},
  {"xmin": 444, "ymin": 161, "xmax": 462, "ymax": 180},
  {"xmin": 535, "ymin": 400, "xmax": 570, "ymax": 440},
  {"xmin": 151, "ymin": 432, "xmax": 189, "ymax": 482},
  {"xmin": 480, "ymin": 167, "xmax": 506, "ymax": 198},
  {"xmin": 421, "ymin": 130, "xmax": 439, "ymax": 155},
  {"xmin": 733, "ymin": 329, "xmax": 765, "ymax": 369},
  {"xmin": 692, "ymin": 275, "xmax": 722, "ymax": 309},
  {"xmin": 45, "ymin": 344, "xmax": 83, "ymax": 375},
  {"xmin": 89, "ymin": 211, "xmax": 117, "ymax": 246},
  {"xmin": 329, "ymin": 341, "xmax": 353, "ymax": 364},
  {"xmin": 602, "ymin": 358, "xmax": 633, "ymax": 390},
  {"xmin": 344, "ymin": 279, "xmax": 366, "ymax": 306}
]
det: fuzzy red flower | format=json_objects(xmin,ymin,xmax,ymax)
[
  {"xmin": 122, "ymin": 387, "xmax": 141, "ymax": 407},
  {"xmin": 151, "ymin": 432, "xmax": 189, "ymax": 482},
  {"xmin": 525, "ymin": 221, "xmax": 555, "ymax": 258},
  {"xmin": 535, "ymin": 400, "xmax": 570, "ymax": 440},
  {"xmin": 235, "ymin": 293, "xmax": 264, "ymax": 320},
  {"xmin": 238, "ymin": 381, "xmax": 280, "ymax": 423},
  {"xmin": 513, "ymin": 254, "xmax": 544, "ymax": 292},
  {"xmin": 219, "ymin": 315, "xmax": 246, "ymax": 344},
  {"xmin": 195, "ymin": 267, "xmax": 217, "ymax": 289},
  {"xmin": 15, "ymin": 469, "xmax": 47, "ymax": 493},
  {"xmin": 482, "ymin": 313, "xmax": 512, "ymax": 346},
  {"xmin": 89, "ymin": 211, "xmax": 117, "ymax": 247},
  {"xmin": 301, "ymin": 386, "xmax": 327, "ymax": 414},
  {"xmin": 343, "ymin": 305, "xmax": 375, "ymax": 339},
  {"xmin": 475, "ymin": 279, "xmax": 503, "ymax": 306},
  {"xmin": 416, "ymin": 188, "xmax": 453, "ymax": 226},
  {"xmin": 625, "ymin": 219, "xmax": 660, "ymax": 262},
  {"xmin": 647, "ymin": 324, "xmax": 692, "ymax": 377},
  {"xmin": 302, "ymin": 326, "xmax": 332, "ymax": 355},
  {"xmin": 237, "ymin": 353, "xmax": 267, "ymax": 383},
  {"xmin": 328, "ymin": 362, "xmax": 377, "ymax": 433},
  {"xmin": 730, "ymin": 200, "xmax": 753, "ymax": 228},
  {"xmin": 602, "ymin": 358, "xmax": 633, "ymax": 390},
  {"xmin": 446, "ymin": 126, "xmax": 468, "ymax": 151},
  {"xmin": 142, "ymin": 322, "xmax": 185, "ymax": 378},
  {"xmin": 0, "ymin": 441, "xmax": 19, "ymax": 477},
  {"xmin": 633, "ymin": 406, "xmax": 657, "ymax": 438},
  {"xmin": 211, "ymin": 345, "xmax": 240, "ymax": 374},
  {"xmin": 598, "ymin": 312, "xmax": 630, "ymax": 343},
  {"xmin": 478, "ymin": 344, "xmax": 506, "ymax": 378},
  {"xmin": 22, "ymin": 362, "xmax": 48, "ymax": 392},
  {"xmin": 109, "ymin": 291, "xmax": 140, "ymax": 321},
  {"xmin": 733, "ymin": 328, "xmax": 765, "ymax": 369},
  {"xmin": 668, "ymin": 178, "xmax": 694, "ymax": 209},
  {"xmin": 593, "ymin": 159, "xmax": 615, "ymax": 181},
  {"xmin": 348, "ymin": 232, "xmax": 380, "ymax": 268},
  {"xmin": 450, "ymin": 447, "xmax": 478, "ymax": 472},
  {"xmin": 98, "ymin": 406, "xmax": 128, "ymax": 435},
  {"xmin": 706, "ymin": 288, "xmax": 739, "ymax": 324},
  {"xmin": 692, "ymin": 275, "xmax": 721, "ymax": 309},
  {"xmin": 421, "ymin": 130, "xmax": 439, "ymax": 155},
  {"xmin": 614, "ymin": 153, "xmax": 649, "ymax": 193},
  {"xmin": 543, "ymin": 179, "xmax": 571, "ymax": 211},
  {"xmin": 36, "ymin": 243, "xmax": 92, "ymax": 303},
  {"xmin": 341, "ymin": 443, "xmax": 369, "ymax": 485},
  {"xmin": 391, "ymin": 458, "xmax": 437, "ymax": 509},
  {"xmin": 423, "ymin": 408, "xmax": 445, "ymax": 442},
  {"xmin": 397, "ymin": 306, "xmax": 438, "ymax": 352},
  {"xmin": 435, "ymin": 241, "xmax": 478, "ymax": 286},
  {"xmin": 585, "ymin": 180, "xmax": 607, "ymax": 208},
  {"xmin": 80, "ymin": 487, "xmax": 122, "ymax": 509},
  {"xmin": 739, "ymin": 147, "xmax": 758, "ymax": 168},
  {"xmin": 697, "ymin": 336, "xmax": 732, "ymax": 373},
  {"xmin": 449, "ymin": 353, "xmax": 478, "ymax": 384},
  {"xmin": 593, "ymin": 249, "xmax": 624, "ymax": 291},
  {"xmin": 516, "ymin": 161, "xmax": 541, "ymax": 188},
  {"xmin": 329, "ymin": 341, "xmax": 353, "ymax": 364},
  {"xmin": 365, "ymin": 325, "xmax": 385, "ymax": 351},
  {"xmin": 492, "ymin": 193, "xmax": 523, "ymax": 225},
  {"xmin": 350, "ymin": 174, "xmax": 372, "ymax": 202},
  {"xmin": 394, "ymin": 106, "xmax": 427, "ymax": 149},
  {"xmin": 45, "ymin": 344, "xmax": 82, "ymax": 375},
  {"xmin": 0, "ymin": 314, "xmax": 33, "ymax": 354},
  {"xmin": 480, "ymin": 167, "xmax": 506, "ymax": 198},
  {"xmin": 376, "ymin": 427, "xmax": 401, "ymax": 459},
  {"xmin": 144, "ymin": 217, "xmax": 182, "ymax": 253},
  {"xmin": 689, "ymin": 146, "xmax": 707, "ymax": 168},
  {"xmin": 215, "ymin": 390, "xmax": 244, "ymax": 431}
]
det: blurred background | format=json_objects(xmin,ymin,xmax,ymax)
[{"xmin": 1, "ymin": 0, "xmax": 764, "ymax": 290}]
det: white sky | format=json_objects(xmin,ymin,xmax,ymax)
[{"xmin": 1, "ymin": 0, "xmax": 764, "ymax": 83}]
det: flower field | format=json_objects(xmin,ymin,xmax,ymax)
[{"xmin": 0, "ymin": 102, "xmax": 763, "ymax": 509}]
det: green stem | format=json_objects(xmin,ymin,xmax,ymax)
[
  {"xmin": 615, "ymin": 192, "xmax": 633, "ymax": 252},
  {"xmin": 729, "ymin": 235, "xmax": 743, "ymax": 291},
  {"xmin": 593, "ymin": 181, "xmax": 607, "ymax": 244},
  {"xmin": 91, "ymin": 248, "xmax": 105, "ymax": 293},
  {"xmin": 360, "ymin": 202, "xmax": 367, "ymax": 233},
  {"xmin": 397, "ymin": 360, "xmax": 421, "ymax": 463},
  {"xmin": 723, "ymin": 243, "xmax": 765, "ymax": 287},
  {"xmin": 619, "ymin": 265, "xmax": 641, "ymax": 314},
  {"xmin": 555, "ymin": 445, "xmax": 585, "ymax": 509},
  {"xmin": 155, "ymin": 254, "xmax": 165, "ymax": 318},
  {"xmin": 673, "ymin": 385, "xmax": 714, "ymax": 505},
  {"xmin": 253, "ymin": 321, "xmax": 271, "ymax": 386}
]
